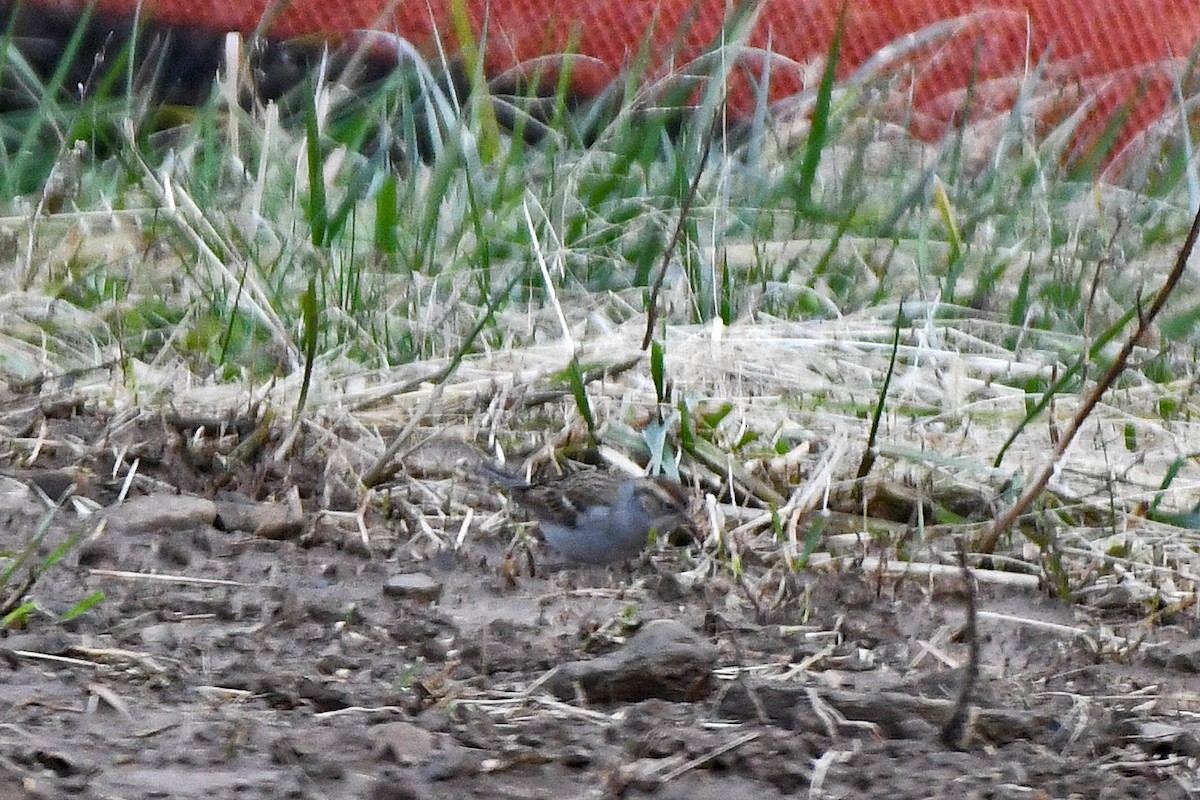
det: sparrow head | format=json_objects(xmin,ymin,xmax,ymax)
[
  {"xmin": 628, "ymin": 475, "xmax": 697, "ymax": 546},
  {"xmin": 631, "ymin": 475, "xmax": 690, "ymax": 521}
]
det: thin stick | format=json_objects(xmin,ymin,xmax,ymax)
[
  {"xmin": 939, "ymin": 542, "xmax": 978, "ymax": 749},
  {"xmin": 656, "ymin": 731, "xmax": 760, "ymax": 783},
  {"xmin": 88, "ymin": 569, "xmax": 249, "ymax": 587},
  {"xmin": 978, "ymin": 205, "xmax": 1200, "ymax": 553}
]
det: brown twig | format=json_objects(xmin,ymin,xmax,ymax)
[
  {"xmin": 939, "ymin": 542, "xmax": 978, "ymax": 749},
  {"xmin": 978, "ymin": 205, "xmax": 1200, "ymax": 553}
]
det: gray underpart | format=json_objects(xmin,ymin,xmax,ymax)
[{"xmin": 538, "ymin": 481, "xmax": 654, "ymax": 564}]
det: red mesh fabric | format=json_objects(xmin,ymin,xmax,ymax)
[{"xmin": 33, "ymin": 0, "xmax": 1200, "ymax": 163}]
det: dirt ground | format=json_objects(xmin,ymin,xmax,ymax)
[{"xmin": 2, "ymin": 396, "xmax": 1200, "ymax": 799}]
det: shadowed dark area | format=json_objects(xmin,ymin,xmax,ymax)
[{"xmin": 0, "ymin": 1, "xmax": 233, "ymax": 108}]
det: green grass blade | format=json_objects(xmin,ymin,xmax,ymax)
[
  {"xmin": 296, "ymin": 275, "xmax": 319, "ymax": 416},
  {"xmin": 795, "ymin": 0, "xmax": 846, "ymax": 208},
  {"xmin": 61, "ymin": 590, "xmax": 106, "ymax": 622},
  {"xmin": 564, "ymin": 359, "xmax": 597, "ymax": 437}
]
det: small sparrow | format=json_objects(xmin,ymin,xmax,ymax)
[{"xmin": 479, "ymin": 463, "xmax": 691, "ymax": 564}]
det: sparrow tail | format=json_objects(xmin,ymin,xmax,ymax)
[{"xmin": 475, "ymin": 461, "xmax": 530, "ymax": 489}]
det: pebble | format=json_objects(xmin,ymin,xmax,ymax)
[
  {"xmin": 383, "ymin": 573, "xmax": 444, "ymax": 603},
  {"xmin": 547, "ymin": 619, "xmax": 716, "ymax": 703}
]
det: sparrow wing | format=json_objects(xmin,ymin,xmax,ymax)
[
  {"xmin": 513, "ymin": 483, "xmax": 587, "ymax": 526},
  {"xmin": 480, "ymin": 463, "xmax": 626, "ymax": 528}
]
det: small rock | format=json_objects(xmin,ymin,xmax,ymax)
[
  {"xmin": 215, "ymin": 500, "xmax": 303, "ymax": 539},
  {"xmin": 1146, "ymin": 640, "xmax": 1200, "ymax": 672},
  {"xmin": 559, "ymin": 745, "xmax": 593, "ymax": 767},
  {"xmin": 104, "ymin": 495, "xmax": 216, "ymax": 533},
  {"xmin": 271, "ymin": 728, "xmax": 372, "ymax": 775},
  {"xmin": 383, "ymin": 574, "xmax": 443, "ymax": 603},
  {"xmin": 370, "ymin": 721, "xmax": 435, "ymax": 765},
  {"xmin": 420, "ymin": 745, "xmax": 479, "ymax": 782},
  {"xmin": 317, "ymin": 653, "xmax": 359, "ymax": 674},
  {"xmin": 547, "ymin": 619, "xmax": 717, "ymax": 703}
]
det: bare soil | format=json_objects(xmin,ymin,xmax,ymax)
[{"xmin": 2, "ymin": 396, "xmax": 1198, "ymax": 799}]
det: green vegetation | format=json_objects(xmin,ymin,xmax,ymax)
[
  {"xmin": 1, "ymin": 505, "xmax": 103, "ymax": 628},
  {"xmin": 4, "ymin": 8, "xmax": 1200, "ymax": 609}
]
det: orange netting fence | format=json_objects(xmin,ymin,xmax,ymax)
[{"xmin": 25, "ymin": 0, "xmax": 1200, "ymax": 166}]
